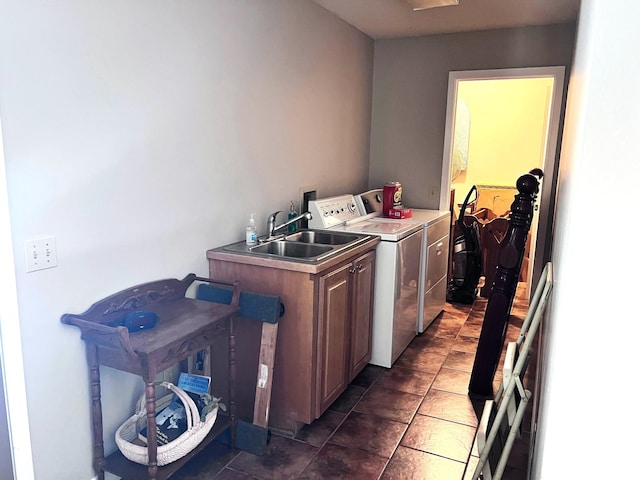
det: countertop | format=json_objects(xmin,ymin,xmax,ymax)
[{"xmin": 206, "ymin": 235, "xmax": 380, "ymax": 274}]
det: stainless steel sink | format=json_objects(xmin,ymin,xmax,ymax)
[
  {"xmin": 284, "ymin": 231, "xmax": 361, "ymax": 245},
  {"xmin": 219, "ymin": 229, "xmax": 374, "ymax": 263},
  {"xmin": 250, "ymin": 240, "xmax": 332, "ymax": 258}
]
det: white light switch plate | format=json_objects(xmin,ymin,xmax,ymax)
[{"xmin": 25, "ymin": 237, "xmax": 57, "ymax": 272}]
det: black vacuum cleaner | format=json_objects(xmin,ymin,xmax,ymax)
[{"xmin": 447, "ymin": 185, "xmax": 482, "ymax": 304}]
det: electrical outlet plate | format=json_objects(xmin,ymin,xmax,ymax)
[
  {"xmin": 299, "ymin": 185, "xmax": 318, "ymax": 229},
  {"xmin": 25, "ymin": 236, "xmax": 57, "ymax": 272},
  {"xmin": 299, "ymin": 185, "xmax": 318, "ymax": 212}
]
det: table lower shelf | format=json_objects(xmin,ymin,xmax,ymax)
[{"xmin": 104, "ymin": 415, "xmax": 232, "ymax": 480}]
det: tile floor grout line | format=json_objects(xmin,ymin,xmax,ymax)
[
  {"xmin": 373, "ymin": 303, "xmax": 475, "ymax": 479},
  {"xmin": 293, "ymin": 374, "xmax": 387, "ymax": 478}
]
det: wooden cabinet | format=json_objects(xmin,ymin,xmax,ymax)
[
  {"xmin": 316, "ymin": 250, "xmax": 375, "ymax": 415},
  {"xmin": 348, "ymin": 251, "xmax": 375, "ymax": 381},
  {"xmin": 207, "ymin": 241, "xmax": 377, "ymax": 433},
  {"xmin": 316, "ymin": 261, "xmax": 351, "ymax": 415}
]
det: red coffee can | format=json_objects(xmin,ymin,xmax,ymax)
[{"xmin": 383, "ymin": 182, "xmax": 403, "ymax": 216}]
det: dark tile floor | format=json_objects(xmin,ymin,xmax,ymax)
[{"xmin": 174, "ymin": 284, "xmax": 532, "ymax": 480}]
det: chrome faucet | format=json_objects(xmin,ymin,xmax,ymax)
[{"xmin": 267, "ymin": 211, "xmax": 312, "ymax": 239}]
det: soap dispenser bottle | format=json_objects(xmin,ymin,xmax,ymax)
[
  {"xmin": 288, "ymin": 201, "xmax": 298, "ymax": 233},
  {"xmin": 246, "ymin": 213, "xmax": 257, "ymax": 246}
]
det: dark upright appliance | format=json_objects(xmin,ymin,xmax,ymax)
[{"xmin": 446, "ymin": 185, "xmax": 482, "ymax": 305}]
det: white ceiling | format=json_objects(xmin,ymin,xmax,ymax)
[{"xmin": 312, "ymin": 0, "xmax": 580, "ymax": 39}]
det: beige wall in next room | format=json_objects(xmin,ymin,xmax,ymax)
[{"xmin": 452, "ymin": 77, "xmax": 553, "ymax": 215}]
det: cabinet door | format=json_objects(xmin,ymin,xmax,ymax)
[
  {"xmin": 316, "ymin": 262, "xmax": 351, "ymax": 416},
  {"xmin": 348, "ymin": 250, "xmax": 375, "ymax": 382}
]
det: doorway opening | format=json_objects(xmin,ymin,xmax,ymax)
[{"xmin": 440, "ymin": 66, "xmax": 566, "ymax": 295}]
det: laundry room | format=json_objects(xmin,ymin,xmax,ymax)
[{"xmin": 6, "ymin": 1, "xmax": 634, "ymax": 480}]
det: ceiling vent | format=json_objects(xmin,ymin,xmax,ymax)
[{"xmin": 406, "ymin": 0, "xmax": 459, "ymax": 10}]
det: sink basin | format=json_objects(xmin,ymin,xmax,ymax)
[
  {"xmin": 250, "ymin": 241, "xmax": 332, "ymax": 258},
  {"xmin": 218, "ymin": 229, "xmax": 375, "ymax": 263},
  {"xmin": 284, "ymin": 231, "xmax": 361, "ymax": 245}
]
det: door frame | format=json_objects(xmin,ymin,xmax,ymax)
[{"xmin": 439, "ymin": 66, "xmax": 566, "ymax": 292}]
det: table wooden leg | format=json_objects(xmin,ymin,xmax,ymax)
[
  {"xmin": 143, "ymin": 380, "xmax": 158, "ymax": 479},
  {"xmin": 86, "ymin": 344, "xmax": 105, "ymax": 480},
  {"xmin": 229, "ymin": 317, "xmax": 236, "ymax": 447}
]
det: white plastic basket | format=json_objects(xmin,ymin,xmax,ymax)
[{"xmin": 115, "ymin": 381, "xmax": 218, "ymax": 466}]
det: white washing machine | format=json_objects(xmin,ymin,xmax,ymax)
[
  {"xmin": 358, "ymin": 189, "xmax": 451, "ymax": 333},
  {"xmin": 308, "ymin": 194, "xmax": 423, "ymax": 368}
]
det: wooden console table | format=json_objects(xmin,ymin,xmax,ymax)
[{"xmin": 61, "ymin": 274, "xmax": 239, "ymax": 480}]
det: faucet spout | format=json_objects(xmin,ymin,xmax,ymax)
[
  {"xmin": 267, "ymin": 211, "xmax": 282, "ymax": 239},
  {"xmin": 267, "ymin": 211, "xmax": 312, "ymax": 238}
]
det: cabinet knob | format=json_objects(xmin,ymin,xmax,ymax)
[{"xmin": 349, "ymin": 267, "xmax": 357, "ymax": 274}]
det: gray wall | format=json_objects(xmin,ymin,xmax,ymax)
[
  {"xmin": 0, "ymin": 1, "xmax": 373, "ymax": 478},
  {"xmin": 369, "ymin": 24, "xmax": 576, "ymax": 209}
]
